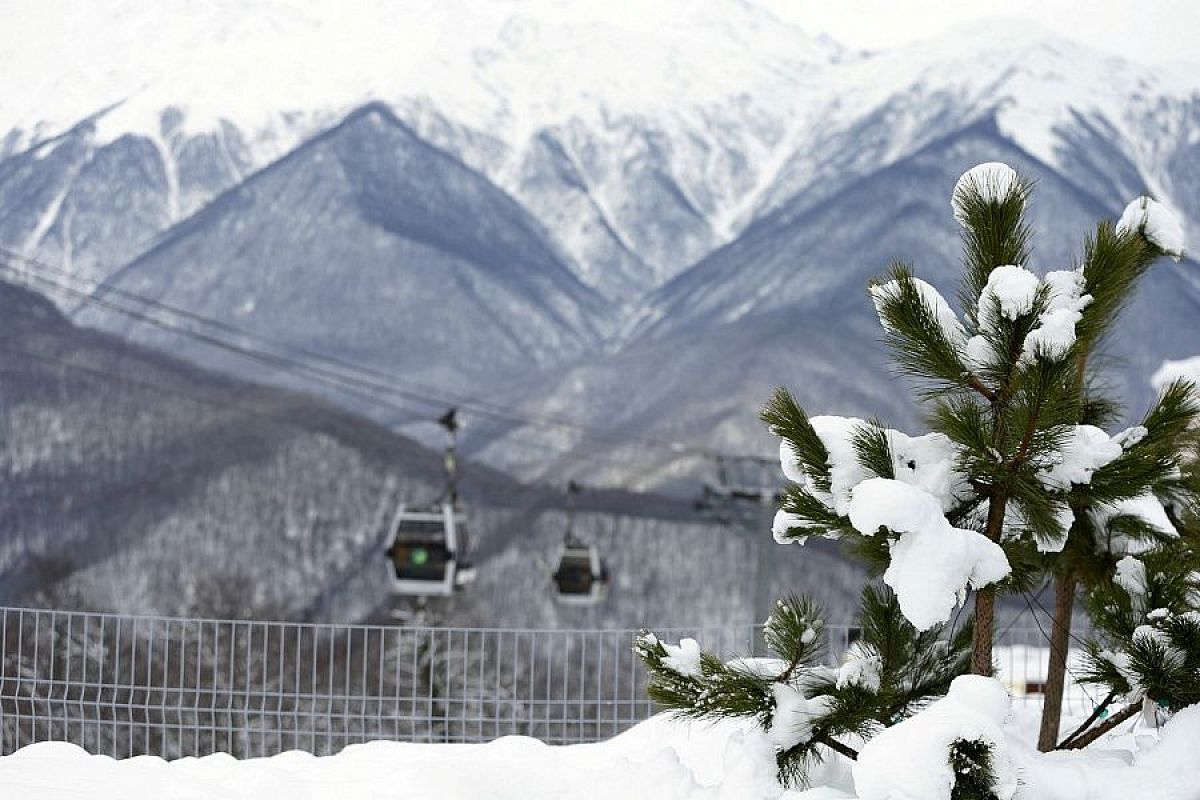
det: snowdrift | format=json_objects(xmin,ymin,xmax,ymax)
[{"xmin": 2, "ymin": 700, "xmax": 1198, "ymax": 799}]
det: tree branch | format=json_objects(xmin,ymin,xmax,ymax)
[
  {"xmin": 966, "ymin": 374, "xmax": 997, "ymax": 402},
  {"xmin": 815, "ymin": 735, "xmax": 859, "ymax": 761},
  {"xmin": 1009, "ymin": 392, "xmax": 1044, "ymax": 470},
  {"xmin": 1055, "ymin": 691, "xmax": 1114, "ymax": 750},
  {"xmin": 777, "ymin": 650, "xmax": 807, "ymax": 685},
  {"xmin": 1060, "ymin": 701, "xmax": 1140, "ymax": 750}
]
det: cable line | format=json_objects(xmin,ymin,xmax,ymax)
[
  {"xmin": 0, "ymin": 247, "xmax": 776, "ymax": 465},
  {"xmin": 0, "ymin": 342, "xmax": 318, "ymax": 427}
]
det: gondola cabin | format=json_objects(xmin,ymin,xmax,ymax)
[
  {"xmin": 387, "ymin": 503, "xmax": 471, "ymax": 596},
  {"xmin": 552, "ymin": 543, "xmax": 609, "ymax": 605}
]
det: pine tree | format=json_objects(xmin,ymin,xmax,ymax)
[
  {"xmin": 637, "ymin": 161, "xmax": 1193, "ymax": 790},
  {"xmin": 769, "ymin": 163, "xmax": 1080, "ymax": 675},
  {"xmin": 1060, "ymin": 428, "xmax": 1200, "ymax": 748},
  {"xmin": 768, "ymin": 165, "xmax": 1191, "ymax": 740},
  {"xmin": 1017, "ymin": 199, "xmax": 1195, "ymax": 749},
  {"xmin": 1035, "ymin": 375, "xmax": 1200, "ymax": 748}
]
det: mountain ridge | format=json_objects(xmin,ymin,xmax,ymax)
[{"xmin": 77, "ymin": 100, "xmax": 613, "ymax": 408}]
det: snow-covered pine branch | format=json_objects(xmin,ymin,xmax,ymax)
[{"xmin": 635, "ymin": 585, "xmax": 972, "ymax": 787}]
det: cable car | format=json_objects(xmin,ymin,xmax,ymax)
[
  {"xmin": 386, "ymin": 502, "xmax": 473, "ymax": 596},
  {"xmin": 385, "ymin": 409, "xmax": 476, "ymax": 598},
  {"xmin": 552, "ymin": 540, "xmax": 609, "ymax": 605},
  {"xmin": 551, "ymin": 481, "xmax": 609, "ymax": 605}
]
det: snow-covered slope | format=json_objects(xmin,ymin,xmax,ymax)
[
  {"xmin": 4, "ymin": 4, "xmax": 1199, "ymax": 300},
  {"xmin": 4, "ymin": 699, "xmax": 1200, "ymax": 799},
  {"xmin": 738, "ymin": 22, "xmax": 1200, "ymax": 228},
  {"xmin": 0, "ymin": 0, "xmax": 838, "ymax": 148},
  {"xmin": 1, "ymin": 0, "xmax": 842, "ymax": 299},
  {"xmin": 0, "ymin": 717, "xmax": 796, "ymax": 799},
  {"xmin": 4, "ymin": 5, "xmax": 1199, "ymax": 293}
]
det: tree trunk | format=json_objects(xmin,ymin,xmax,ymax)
[
  {"xmin": 971, "ymin": 588, "xmax": 996, "ymax": 674},
  {"xmin": 1037, "ymin": 574, "xmax": 1077, "ymax": 751},
  {"xmin": 972, "ymin": 490, "xmax": 1008, "ymax": 675}
]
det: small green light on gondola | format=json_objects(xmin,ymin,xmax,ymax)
[{"xmin": 411, "ymin": 548, "xmax": 429, "ymax": 566}]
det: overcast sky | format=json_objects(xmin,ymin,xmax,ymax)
[{"xmin": 767, "ymin": 0, "xmax": 1199, "ymax": 65}]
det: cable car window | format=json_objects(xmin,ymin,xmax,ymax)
[
  {"xmin": 390, "ymin": 540, "xmax": 452, "ymax": 581},
  {"xmin": 393, "ymin": 519, "xmax": 447, "ymax": 539},
  {"xmin": 555, "ymin": 553, "xmax": 595, "ymax": 595}
]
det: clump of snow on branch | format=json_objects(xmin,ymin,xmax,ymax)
[
  {"xmin": 808, "ymin": 416, "xmax": 872, "ymax": 515},
  {"xmin": 1117, "ymin": 196, "xmax": 1187, "ymax": 260},
  {"xmin": 889, "ymin": 430, "xmax": 970, "ymax": 510},
  {"xmin": 951, "ymin": 162, "xmax": 1021, "ymax": 226},
  {"xmin": 772, "ymin": 509, "xmax": 806, "ymax": 544},
  {"xmin": 963, "ymin": 332, "xmax": 995, "ymax": 369},
  {"xmin": 978, "ymin": 264, "xmax": 1041, "ymax": 325},
  {"xmin": 1090, "ymin": 493, "xmax": 1178, "ymax": 554},
  {"xmin": 1022, "ymin": 268, "xmax": 1091, "ymax": 362},
  {"xmin": 867, "ymin": 256, "xmax": 1093, "ymax": 372},
  {"xmin": 767, "ymin": 684, "xmax": 834, "ymax": 751},
  {"xmin": 965, "ymin": 263, "xmax": 1094, "ymax": 368},
  {"xmin": 1113, "ymin": 555, "xmax": 1147, "ymax": 597},
  {"xmin": 660, "ymin": 638, "xmax": 703, "ymax": 678},
  {"xmin": 835, "ymin": 643, "xmax": 882, "ymax": 692},
  {"xmin": 1037, "ymin": 424, "xmax": 1124, "ymax": 490},
  {"xmin": 847, "ymin": 478, "xmax": 1010, "ymax": 630},
  {"xmin": 779, "ymin": 441, "xmax": 807, "ymax": 484},
  {"xmin": 1112, "ymin": 425, "xmax": 1148, "ymax": 448},
  {"xmin": 853, "ymin": 675, "xmax": 1016, "ymax": 800},
  {"xmin": 869, "ymin": 276, "xmax": 967, "ymax": 348},
  {"xmin": 1002, "ymin": 503, "xmax": 1074, "ymax": 553},
  {"xmin": 1131, "ymin": 623, "xmax": 1172, "ymax": 649},
  {"xmin": 781, "ymin": 416, "xmax": 968, "ymax": 517}
]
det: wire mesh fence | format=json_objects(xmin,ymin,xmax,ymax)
[{"xmin": 0, "ymin": 606, "xmax": 1097, "ymax": 759}]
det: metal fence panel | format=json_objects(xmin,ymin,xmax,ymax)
[{"xmin": 0, "ymin": 606, "xmax": 1095, "ymax": 759}]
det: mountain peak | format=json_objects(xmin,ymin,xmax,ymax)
[{"xmin": 1, "ymin": 0, "xmax": 834, "ymax": 149}]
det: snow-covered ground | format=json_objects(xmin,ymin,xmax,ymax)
[
  {"xmin": 0, "ymin": 715, "xmax": 797, "ymax": 800},
  {"xmin": 1, "ymin": 694, "xmax": 1197, "ymax": 799}
]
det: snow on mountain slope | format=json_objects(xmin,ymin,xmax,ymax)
[
  {"xmin": 0, "ymin": 0, "xmax": 835, "ymax": 149},
  {"xmin": 75, "ymin": 103, "xmax": 611, "ymax": 403},
  {"xmin": 639, "ymin": 121, "xmax": 1110, "ymax": 338},
  {"xmin": 3, "ymin": 4, "xmax": 1199, "ymax": 301},
  {"xmin": 739, "ymin": 21, "xmax": 1200, "ymax": 244},
  {"xmin": 1, "ymin": 0, "xmax": 841, "ymax": 298}
]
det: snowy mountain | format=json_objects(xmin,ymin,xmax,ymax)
[
  {"xmin": 3, "ymin": 1, "xmax": 1200, "ymax": 488},
  {"xmin": 1, "ymin": 0, "xmax": 840, "ymax": 300}
]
